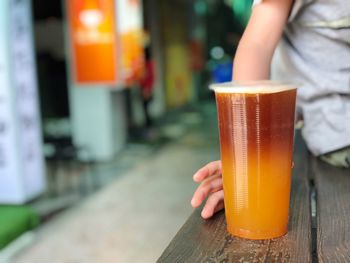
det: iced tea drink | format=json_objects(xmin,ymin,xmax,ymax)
[{"xmin": 211, "ymin": 82, "xmax": 297, "ymax": 240}]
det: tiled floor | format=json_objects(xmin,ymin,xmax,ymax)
[{"xmin": 12, "ymin": 103, "xmax": 220, "ymax": 263}]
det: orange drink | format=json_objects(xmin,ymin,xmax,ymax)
[{"xmin": 211, "ymin": 81, "xmax": 297, "ymax": 240}]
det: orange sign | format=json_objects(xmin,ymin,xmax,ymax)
[{"xmin": 67, "ymin": 0, "xmax": 117, "ymax": 84}]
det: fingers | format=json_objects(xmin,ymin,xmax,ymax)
[
  {"xmin": 201, "ymin": 190, "xmax": 225, "ymax": 219},
  {"xmin": 193, "ymin": 160, "xmax": 222, "ymax": 183},
  {"xmin": 191, "ymin": 160, "xmax": 224, "ymax": 218},
  {"xmin": 191, "ymin": 174, "xmax": 223, "ymax": 208}
]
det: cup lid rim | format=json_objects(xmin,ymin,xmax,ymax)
[{"xmin": 210, "ymin": 81, "xmax": 297, "ymax": 94}]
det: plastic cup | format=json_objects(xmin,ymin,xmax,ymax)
[{"xmin": 211, "ymin": 81, "xmax": 297, "ymax": 240}]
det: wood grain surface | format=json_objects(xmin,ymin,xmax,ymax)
[
  {"xmin": 313, "ymin": 158, "xmax": 350, "ymax": 263},
  {"xmin": 158, "ymin": 134, "xmax": 312, "ymax": 263}
]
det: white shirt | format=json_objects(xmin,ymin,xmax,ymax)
[{"xmin": 248, "ymin": 0, "xmax": 350, "ymax": 155}]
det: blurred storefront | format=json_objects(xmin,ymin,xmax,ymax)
[
  {"xmin": 1, "ymin": 0, "xmax": 249, "ymax": 199},
  {"xmin": 34, "ymin": 0, "xmax": 250, "ymax": 163},
  {"xmin": 0, "ymin": 0, "xmax": 252, "ymax": 255},
  {"xmin": 64, "ymin": 0, "xmax": 201, "ymax": 161},
  {"xmin": 0, "ymin": 0, "xmax": 249, "ymax": 195}
]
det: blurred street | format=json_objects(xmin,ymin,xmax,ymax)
[{"xmin": 12, "ymin": 103, "xmax": 220, "ymax": 263}]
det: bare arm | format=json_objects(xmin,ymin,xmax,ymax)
[{"xmin": 233, "ymin": 0, "xmax": 294, "ymax": 80}]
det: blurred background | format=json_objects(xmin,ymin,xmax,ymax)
[{"xmin": 0, "ymin": 0, "xmax": 251, "ymax": 262}]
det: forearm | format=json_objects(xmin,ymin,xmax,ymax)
[
  {"xmin": 232, "ymin": 0, "xmax": 293, "ymax": 81},
  {"xmin": 233, "ymin": 39, "xmax": 272, "ymax": 81}
]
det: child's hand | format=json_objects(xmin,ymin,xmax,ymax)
[{"xmin": 191, "ymin": 161, "xmax": 224, "ymax": 219}]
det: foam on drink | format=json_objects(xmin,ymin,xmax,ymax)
[{"xmin": 210, "ymin": 81, "xmax": 295, "ymax": 94}]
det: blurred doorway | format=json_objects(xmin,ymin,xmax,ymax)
[{"xmin": 33, "ymin": 0, "xmax": 70, "ymax": 123}]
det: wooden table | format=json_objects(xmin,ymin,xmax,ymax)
[{"xmin": 158, "ymin": 133, "xmax": 350, "ymax": 262}]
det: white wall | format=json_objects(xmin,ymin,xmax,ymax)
[{"xmin": 68, "ymin": 87, "xmax": 127, "ymax": 161}]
